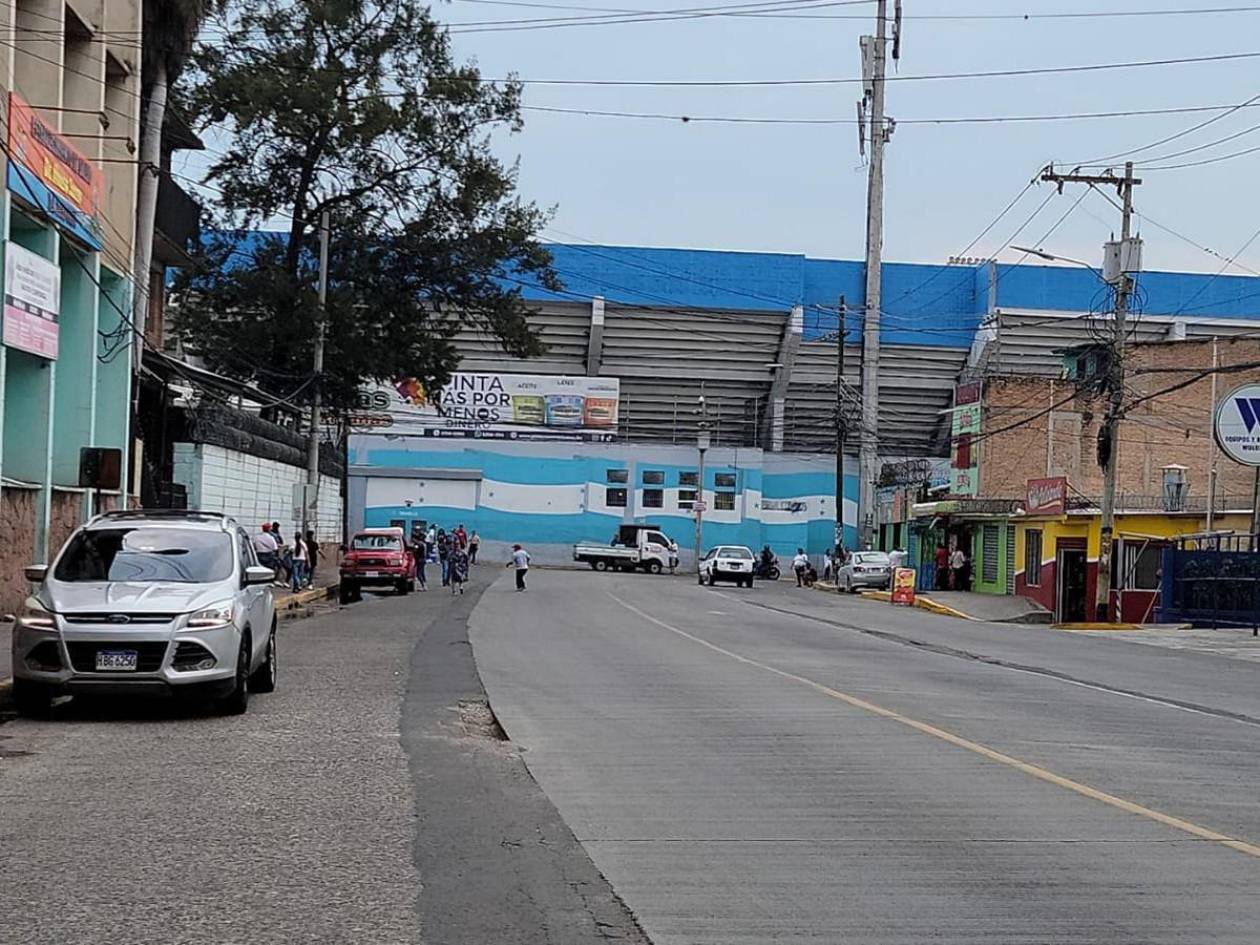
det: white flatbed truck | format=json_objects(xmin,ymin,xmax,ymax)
[{"xmin": 574, "ymin": 524, "xmax": 678, "ymax": 574}]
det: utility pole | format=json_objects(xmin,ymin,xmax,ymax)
[
  {"xmin": 1039, "ymin": 162, "xmax": 1141, "ymax": 621},
  {"xmin": 305, "ymin": 210, "xmax": 330, "ymax": 545},
  {"xmin": 857, "ymin": 0, "xmax": 896, "ymax": 552},
  {"xmin": 695, "ymin": 395, "xmax": 711, "ymax": 578},
  {"xmin": 835, "ymin": 296, "xmax": 847, "ymax": 556}
]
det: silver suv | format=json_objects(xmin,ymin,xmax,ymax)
[{"xmin": 11, "ymin": 509, "xmax": 277, "ymax": 716}]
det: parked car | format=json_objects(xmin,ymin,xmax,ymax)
[
  {"xmin": 339, "ymin": 527, "xmax": 416, "ymax": 603},
  {"xmin": 699, "ymin": 545, "xmax": 756, "ymax": 587},
  {"xmin": 836, "ymin": 551, "xmax": 893, "ymax": 593},
  {"xmin": 10, "ymin": 509, "xmax": 278, "ymax": 716}
]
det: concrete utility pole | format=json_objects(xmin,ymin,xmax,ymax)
[
  {"xmin": 1039, "ymin": 162, "xmax": 1141, "ymax": 621},
  {"xmin": 304, "ymin": 210, "xmax": 331, "ymax": 543},
  {"xmin": 695, "ymin": 396, "xmax": 711, "ymax": 578},
  {"xmin": 835, "ymin": 296, "xmax": 847, "ymax": 555},
  {"xmin": 858, "ymin": 0, "xmax": 893, "ymax": 551}
]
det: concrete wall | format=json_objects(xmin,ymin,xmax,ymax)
[
  {"xmin": 347, "ymin": 434, "xmax": 857, "ymax": 568},
  {"xmin": 173, "ymin": 443, "xmax": 342, "ymax": 543}
]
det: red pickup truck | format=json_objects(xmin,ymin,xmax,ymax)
[{"xmin": 339, "ymin": 527, "xmax": 416, "ymax": 603}]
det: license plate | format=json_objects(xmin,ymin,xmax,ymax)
[{"xmin": 95, "ymin": 649, "xmax": 138, "ymax": 671}]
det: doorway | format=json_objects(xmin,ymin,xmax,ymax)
[{"xmin": 1056, "ymin": 543, "xmax": 1088, "ymax": 623}]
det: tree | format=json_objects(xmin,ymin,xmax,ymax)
[
  {"xmin": 173, "ymin": 0, "xmax": 558, "ymax": 407},
  {"xmin": 133, "ymin": 0, "xmax": 211, "ymax": 370}
]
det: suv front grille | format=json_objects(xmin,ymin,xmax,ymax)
[
  {"xmin": 66, "ymin": 641, "xmax": 169, "ymax": 673},
  {"xmin": 62, "ymin": 613, "xmax": 178, "ymax": 625}
]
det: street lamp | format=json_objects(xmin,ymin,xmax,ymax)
[
  {"xmin": 695, "ymin": 428, "xmax": 710, "ymax": 578},
  {"xmin": 1011, "ymin": 245, "xmax": 1107, "ymax": 283}
]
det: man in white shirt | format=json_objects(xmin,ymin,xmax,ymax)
[
  {"xmin": 792, "ymin": 548, "xmax": 810, "ymax": 588},
  {"xmin": 950, "ymin": 546, "xmax": 967, "ymax": 590},
  {"xmin": 508, "ymin": 543, "xmax": 531, "ymax": 591}
]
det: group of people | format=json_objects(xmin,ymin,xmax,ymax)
[
  {"xmin": 252, "ymin": 523, "xmax": 320, "ymax": 592},
  {"xmin": 935, "ymin": 543, "xmax": 971, "ymax": 591},
  {"xmin": 408, "ymin": 524, "xmax": 482, "ymax": 595}
]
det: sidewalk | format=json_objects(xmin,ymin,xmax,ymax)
[{"xmin": 820, "ymin": 584, "xmax": 1053, "ymax": 623}]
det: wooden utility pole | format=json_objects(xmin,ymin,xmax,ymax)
[
  {"xmin": 1039, "ymin": 162, "xmax": 1140, "ymax": 621},
  {"xmin": 304, "ymin": 210, "xmax": 330, "ymax": 545},
  {"xmin": 858, "ymin": 0, "xmax": 893, "ymax": 552}
]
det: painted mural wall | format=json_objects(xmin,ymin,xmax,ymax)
[{"xmin": 348, "ymin": 435, "xmax": 858, "ymax": 567}]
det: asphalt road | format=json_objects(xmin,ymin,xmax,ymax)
[
  {"xmin": 0, "ymin": 573, "xmax": 645, "ymax": 945},
  {"xmin": 471, "ymin": 570, "xmax": 1260, "ymax": 945}
]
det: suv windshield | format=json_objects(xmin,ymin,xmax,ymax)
[
  {"xmin": 53, "ymin": 527, "xmax": 235, "ymax": 584},
  {"xmin": 352, "ymin": 534, "xmax": 402, "ymax": 551}
]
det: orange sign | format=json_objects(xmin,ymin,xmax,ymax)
[
  {"xmin": 890, "ymin": 568, "xmax": 916, "ymax": 606},
  {"xmin": 7, "ymin": 93, "xmax": 102, "ymax": 248}
]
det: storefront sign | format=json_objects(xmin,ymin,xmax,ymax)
[
  {"xmin": 1215, "ymin": 384, "xmax": 1260, "ymax": 466},
  {"xmin": 6, "ymin": 93, "xmax": 103, "ymax": 250},
  {"xmin": 891, "ymin": 568, "xmax": 917, "ymax": 606},
  {"xmin": 1025, "ymin": 476, "xmax": 1067, "ymax": 516},
  {"xmin": 3, "ymin": 242, "xmax": 60, "ymax": 359},
  {"xmin": 950, "ymin": 403, "xmax": 981, "ymax": 497},
  {"xmin": 763, "ymin": 499, "xmax": 807, "ymax": 513},
  {"xmin": 358, "ymin": 372, "xmax": 620, "ymax": 440}
]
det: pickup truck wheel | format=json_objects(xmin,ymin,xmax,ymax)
[
  {"xmin": 593, "ymin": 559, "xmax": 609, "ymax": 572},
  {"xmin": 397, "ymin": 579, "xmax": 410, "ymax": 596},
  {"xmin": 647, "ymin": 560, "xmax": 663, "ymax": 575},
  {"xmin": 339, "ymin": 581, "xmax": 358, "ymax": 605}
]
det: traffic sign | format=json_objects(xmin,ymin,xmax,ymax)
[{"xmin": 692, "ymin": 500, "xmax": 707, "ymax": 513}]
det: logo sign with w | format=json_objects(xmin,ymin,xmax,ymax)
[
  {"xmin": 1237, "ymin": 398, "xmax": 1260, "ymax": 434},
  {"xmin": 1216, "ymin": 385, "xmax": 1260, "ymax": 467}
]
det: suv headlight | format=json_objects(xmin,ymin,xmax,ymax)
[
  {"xmin": 17, "ymin": 604, "xmax": 56, "ymax": 630},
  {"xmin": 187, "ymin": 602, "xmax": 235, "ymax": 629}
]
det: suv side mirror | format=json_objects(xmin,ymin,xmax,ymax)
[
  {"xmin": 244, "ymin": 565, "xmax": 275, "ymax": 586},
  {"xmin": 24, "ymin": 564, "xmax": 48, "ymax": 583}
]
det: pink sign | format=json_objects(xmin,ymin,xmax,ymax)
[
  {"xmin": 3, "ymin": 242, "xmax": 59, "ymax": 360},
  {"xmin": 1026, "ymin": 476, "xmax": 1067, "ymax": 516}
]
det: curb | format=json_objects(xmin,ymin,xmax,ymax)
[
  {"xmin": 277, "ymin": 584, "xmax": 337, "ymax": 611},
  {"xmin": 812, "ymin": 583, "xmax": 977, "ymax": 621}
]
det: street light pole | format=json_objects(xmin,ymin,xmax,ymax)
[{"xmin": 304, "ymin": 210, "xmax": 330, "ymax": 545}]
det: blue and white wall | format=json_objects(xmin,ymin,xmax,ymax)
[{"xmin": 348, "ymin": 435, "xmax": 857, "ymax": 567}]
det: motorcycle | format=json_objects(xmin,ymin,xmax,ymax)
[{"xmin": 753, "ymin": 556, "xmax": 781, "ymax": 581}]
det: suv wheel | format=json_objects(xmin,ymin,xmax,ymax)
[
  {"xmin": 220, "ymin": 634, "xmax": 251, "ymax": 715},
  {"xmin": 249, "ymin": 622, "xmax": 278, "ymax": 694},
  {"xmin": 12, "ymin": 678, "xmax": 52, "ymax": 717}
]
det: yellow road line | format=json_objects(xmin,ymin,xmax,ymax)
[{"xmin": 607, "ymin": 590, "xmax": 1260, "ymax": 861}]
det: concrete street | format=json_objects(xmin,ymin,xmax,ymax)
[{"xmin": 471, "ymin": 570, "xmax": 1260, "ymax": 944}]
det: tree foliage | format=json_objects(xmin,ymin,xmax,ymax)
[{"xmin": 174, "ymin": 0, "xmax": 558, "ymax": 408}]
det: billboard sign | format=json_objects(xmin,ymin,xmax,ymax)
[
  {"xmin": 357, "ymin": 372, "xmax": 620, "ymax": 441},
  {"xmin": 3, "ymin": 241, "xmax": 60, "ymax": 359},
  {"xmin": 7, "ymin": 93, "xmax": 103, "ymax": 250},
  {"xmin": 1215, "ymin": 384, "xmax": 1260, "ymax": 467},
  {"xmin": 1025, "ymin": 476, "xmax": 1067, "ymax": 516}
]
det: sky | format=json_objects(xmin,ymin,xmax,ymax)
[
  {"xmin": 436, "ymin": 0, "xmax": 1260, "ymax": 275},
  {"xmin": 182, "ymin": 0, "xmax": 1260, "ymax": 277}
]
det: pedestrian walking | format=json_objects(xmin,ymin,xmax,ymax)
[
  {"xmin": 792, "ymin": 548, "xmax": 809, "ymax": 588},
  {"xmin": 453, "ymin": 524, "xmax": 468, "ymax": 550},
  {"xmin": 449, "ymin": 545, "xmax": 469, "ymax": 595},
  {"xmin": 468, "ymin": 530, "xmax": 480, "ymax": 564},
  {"xmin": 305, "ymin": 529, "xmax": 319, "ymax": 587},
  {"xmin": 934, "ymin": 544, "xmax": 950, "ymax": 591},
  {"xmin": 950, "ymin": 545, "xmax": 967, "ymax": 591},
  {"xmin": 437, "ymin": 529, "xmax": 451, "ymax": 586},
  {"xmin": 507, "ymin": 543, "xmax": 530, "ymax": 591},
  {"xmin": 272, "ymin": 522, "xmax": 291, "ymax": 585},
  {"xmin": 253, "ymin": 524, "xmax": 281, "ymax": 581},
  {"xmin": 411, "ymin": 527, "xmax": 428, "ymax": 591},
  {"xmin": 290, "ymin": 532, "xmax": 308, "ymax": 591}
]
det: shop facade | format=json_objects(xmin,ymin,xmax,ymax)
[{"xmin": 907, "ymin": 499, "xmax": 1019, "ymax": 594}]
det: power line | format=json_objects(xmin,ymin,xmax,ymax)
[
  {"xmin": 1077, "ymin": 90, "xmax": 1260, "ymax": 166},
  {"xmin": 1143, "ymin": 140, "xmax": 1260, "ymax": 170}
]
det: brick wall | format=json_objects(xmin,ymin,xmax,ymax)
[
  {"xmin": 173, "ymin": 442, "xmax": 342, "ymax": 541},
  {"xmin": 0, "ymin": 488, "xmax": 38, "ymax": 619},
  {"xmin": 979, "ymin": 338, "xmax": 1260, "ymax": 504}
]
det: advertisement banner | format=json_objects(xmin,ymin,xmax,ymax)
[
  {"xmin": 950, "ymin": 404, "xmax": 981, "ymax": 497},
  {"xmin": 1215, "ymin": 384, "xmax": 1260, "ymax": 467},
  {"xmin": 891, "ymin": 568, "xmax": 917, "ymax": 606},
  {"xmin": 355, "ymin": 372, "xmax": 620, "ymax": 441},
  {"xmin": 7, "ymin": 93, "xmax": 103, "ymax": 250},
  {"xmin": 1025, "ymin": 476, "xmax": 1067, "ymax": 516},
  {"xmin": 4, "ymin": 241, "xmax": 60, "ymax": 359}
]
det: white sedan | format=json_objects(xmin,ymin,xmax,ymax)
[{"xmin": 699, "ymin": 545, "xmax": 756, "ymax": 588}]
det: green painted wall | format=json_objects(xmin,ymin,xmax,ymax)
[{"xmin": 51, "ymin": 244, "xmax": 98, "ymax": 485}]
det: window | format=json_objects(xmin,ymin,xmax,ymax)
[
  {"xmin": 352, "ymin": 534, "xmax": 403, "ymax": 551},
  {"xmin": 715, "ymin": 473, "xmax": 736, "ymax": 488},
  {"xmin": 1118, "ymin": 541, "xmax": 1163, "ymax": 590},
  {"xmin": 647, "ymin": 532, "xmax": 671, "ymax": 547},
  {"xmin": 643, "ymin": 489, "xmax": 664, "ymax": 508},
  {"xmin": 642, "ymin": 470, "xmax": 664, "ymax": 485},
  {"xmin": 679, "ymin": 471, "xmax": 698, "ymax": 487},
  {"xmin": 1024, "ymin": 529, "xmax": 1043, "ymax": 587},
  {"xmin": 715, "ymin": 491, "xmax": 736, "ymax": 511},
  {"xmin": 606, "ymin": 469, "xmax": 628, "ymax": 484},
  {"xmin": 606, "ymin": 487, "xmax": 628, "ymax": 508},
  {"xmin": 982, "ymin": 525, "xmax": 999, "ymax": 584},
  {"xmin": 678, "ymin": 489, "xmax": 698, "ymax": 509},
  {"xmin": 237, "ymin": 531, "xmax": 257, "ymax": 574},
  {"xmin": 717, "ymin": 547, "xmax": 753, "ymax": 559},
  {"xmin": 55, "ymin": 528, "xmax": 235, "ymax": 584}
]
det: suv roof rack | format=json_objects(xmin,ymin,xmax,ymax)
[{"xmin": 90, "ymin": 509, "xmax": 235, "ymax": 527}]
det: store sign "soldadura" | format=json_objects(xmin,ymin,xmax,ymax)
[{"xmin": 1216, "ymin": 384, "xmax": 1260, "ymax": 467}]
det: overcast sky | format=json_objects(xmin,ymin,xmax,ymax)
[{"xmin": 435, "ymin": 0, "xmax": 1260, "ymax": 274}]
